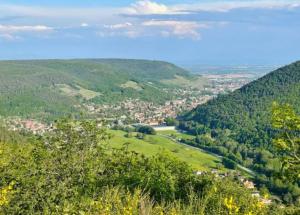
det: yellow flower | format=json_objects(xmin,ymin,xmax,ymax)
[
  {"xmin": 224, "ymin": 196, "xmax": 240, "ymax": 214},
  {"xmin": 0, "ymin": 182, "xmax": 14, "ymax": 207},
  {"xmin": 256, "ymin": 201, "xmax": 264, "ymax": 209},
  {"xmin": 170, "ymin": 208, "xmax": 178, "ymax": 215}
]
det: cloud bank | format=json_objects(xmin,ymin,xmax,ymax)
[{"xmin": 0, "ymin": 0, "xmax": 299, "ymax": 40}]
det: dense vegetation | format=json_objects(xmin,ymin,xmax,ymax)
[
  {"xmin": 1, "ymin": 118, "xmax": 295, "ymax": 214},
  {"xmin": 180, "ymin": 61, "xmax": 300, "ymax": 204},
  {"xmin": 272, "ymin": 103, "xmax": 300, "ymax": 184},
  {"xmin": 0, "ymin": 59, "xmax": 195, "ymax": 120}
]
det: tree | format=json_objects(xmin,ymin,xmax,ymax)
[
  {"xmin": 164, "ymin": 117, "xmax": 179, "ymax": 126},
  {"xmin": 137, "ymin": 125, "xmax": 156, "ymax": 135},
  {"xmin": 136, "ymin": 132, "xmax": 145, "ymax": 139},
  {"xmin": 222, "ymin": 157, "xmax": 237, "ymax": 170},
  {"xmin": 125, "ymin": 132, "xmax": 133, "ymax": 138},
  {"xmin": 272, "ymin": 102, "xmax": 300, "ymax": 182}
]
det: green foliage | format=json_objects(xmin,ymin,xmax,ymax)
[
  {"xmin": 0, "ymin": 119, "xmax": 283, "ymax": 214},
  {"xmin": 136, "ymin": 125, "xmax": 156, "ymax": 135},
  {"xmin": 164, "ymin": 117, "xmax": 179, "ymax": 126},
  {"xmin": 272, "ymin": 102, "xmax": 300, "ymax": 183},
  {"xmin": 222, "ymin": 157, "xmax": 237, "ymax": 170}
]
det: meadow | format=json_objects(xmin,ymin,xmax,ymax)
[{"xmin": 108, "ymin": 130, "xmax": 221, "ymax": 170}]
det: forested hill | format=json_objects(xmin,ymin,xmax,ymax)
[
  {"xmin": 0, "ymin": 59, "xmax": 195, "ymax": 120},
  {"xmin": 183, "ymin": 60, "xmax": 300, "ymax": 135},
  {"xmin": 180, "ymin": 61, "xmax": 300, "ymax": 202}
]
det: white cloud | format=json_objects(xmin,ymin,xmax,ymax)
[
  {"xmin": 99, "ymin": 20, "xmax": 208, "ymax": 40},
  {"xmin": 126, "ymin": 0, "xmax": 176, "ymax": 15},
  {"xmin": 0, "ymin": 4, "xmax": 120, "ymax": 24},
  {"xmin": 97, "ymin": 22, "xmax": 141, "ymax": 39},
  {"xmin": 0, "ymin": 24, "xmax": 53, "ymax": 33},
  {"xmin": 0, "ymin": 33, "xmax": 21, "ymax": 41},
  {"xmin": 0, "ymin": 0, "xmax": 298, "ymax": 41},
  {"xmin": 0, "ymin": 1, "xmax": 299, "ymax": 23},
  {"xmin": 170, "ymin": 0, "xmax": 300, "ymax": 13},
  {"xmin": 142, "ymin": 20, "xmax": 208, "ymax": 40},
  {"xmin": 80, "ymin": 23, "xmax": 89, "ymax": 27},
  {"xmin": 0, "ymin": 25, "xmax": 53, "ymax": 41},
  {"xmin": 96, "ymin": 29, "xmax": 141, "ymax": 38},
  {"xmin": 104, "ymin": 22, "xmax": 133, "ymax": 30},
  {"xmin": 124, "ymin": 30, "xmax": 141, "ymax": 38},
  {"xmin": 124, "ymin": 0, "xmax": 300, "ymax": 15}
]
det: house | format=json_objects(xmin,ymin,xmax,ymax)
[
  {"xmin": 243, "ymin": 180, "xmax": 255, "ymax": 189},
  {"xmin": 251, "ymin": 191, "xmax": 260, "ymax": 198}
]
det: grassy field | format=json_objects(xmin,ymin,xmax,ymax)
[
  {"xmin": 108, "ymin": 130, "xmax": 221, "ymax": 170},
  {"xmin": 120, "ymin": 81, "xmax": 143, "ymax": 90},
  {"xmin": 161, "ymin": 75, "xmax": 208, "ymax": 89},
  {"xmin": 57, "ymin": 84, "xmax": 101, "ymax": 100},
  {"xmin": 156, "ymin": 130, "xmax": 195, "ymax": 140}
]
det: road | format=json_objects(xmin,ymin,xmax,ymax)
[{"xmin": 158, "ymin": 133, "xmax": 256, "ymax": 176}]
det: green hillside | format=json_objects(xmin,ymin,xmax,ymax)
[
  {"xmin": 180, "ymin": 61, "xmax": 300, "ymax": 202},
  {"xmin": 0, "ymin": 59, "xmax": 197, "ymax": 120},
  {"xmin": 182, "ymin": 61, "xmax": 300, "ymax": 142}
]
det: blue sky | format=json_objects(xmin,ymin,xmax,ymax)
[{"xmin": 0, "ymin": 0, "xmax": 300, "ymax": 66}]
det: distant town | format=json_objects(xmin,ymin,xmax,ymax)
[{"xmin": 83, "ymin": 73, "xmax": 256, "ymax": 126}]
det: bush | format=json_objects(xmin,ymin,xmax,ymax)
[
  {"xmin": 165, "ymin": 117, "xmax": 179, "ymax": 126},
  {"xmin": 0, "ymin": 119, "xmax": 287, "ymax": 214},
  {"xmin": 137, "ymin": 125, "xmax": 156, "ymax": 135},
  {"xmin": 222, "ymin": 157, "xmax": 237, "ymax": 170}
]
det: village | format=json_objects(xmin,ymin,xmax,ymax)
[
  {"xmin": 84, "ymin": 73, "xmax": 255, "ymax": 126},
  {"xmin": 84, "ymin": 95, "xmax": 212, "ymax": 126},
  {"xmin": 195, "ymin": 169, "xmax": 272, "ymax": 205}
]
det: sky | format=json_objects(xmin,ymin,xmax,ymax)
[{"xmin": 0, "ymin": 0, "xmax": 300, "ymax": 66}]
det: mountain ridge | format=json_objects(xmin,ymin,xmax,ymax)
[{"xmin": 0, "ymin": 59, "xmax": 197, "ymax": 120}]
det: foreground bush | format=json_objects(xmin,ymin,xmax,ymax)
[{"xmin": 0, "ymin": 119, "xmax": 296, "ymax": 214}]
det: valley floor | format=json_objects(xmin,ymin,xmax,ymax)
[{"xmin": 108, "ymin": 130, "xmax": 221, "ymax": 171}]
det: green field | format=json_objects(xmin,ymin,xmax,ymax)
[
  {"xmin": 57, "ymin": 84, "xmax": 101, "ymax": 100},
  {"xmin": 108, "ymin": 130, "xmax": 221, "ymax": 170},
  {"xmin": 157, "ymin": 130, "xmax": 195, "ymax": 140},
  {"xmin": 120, "ymin": 81, "xmax": 143, "ymax": 90},
  {"xmin": 161, "ymin": 75, "xmax": 208, "ymax": 89}
]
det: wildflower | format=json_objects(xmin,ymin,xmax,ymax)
[
  {"xmin": 0, "ymin": 182, "xmax": 14, "ymax": 207},
  {"xmin": 170, "ymin": 208, "xmax": 178, "ymax": 215},
  {"xmin": 256, "ymin": 201, "xmax": 264, "ymax": 209},
  {"xmin": 224, "ymin": 196, "xmax": 240, "ymax": 214}
]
